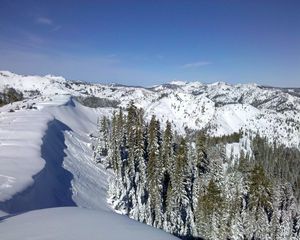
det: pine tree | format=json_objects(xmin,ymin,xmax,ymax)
[
  {"xmin": 248, "ymin": 164, "xmax": 273, "ymax": 239},
  {"xmin": 192, "ymin": 132, "xmax": 209, "ymax": 220},
  {"xmin": 132, "ymin": 107, "xmax": 148, "ymax": 222},
  {"xmin": 169, "ymin": 137, "xmax": 190, "ymax": 236},
  {"xmin": 249, "ymin": 164, "xmax": 273, "ymax": 213},
  {"xmin": 196, "ymin": 179, "xmax": 224, "ymax": 239},
  {"xmin": 195, "ymin": 132, "xmax": 209, "ymax": 175},
  {"xmin": 146, "ymin": 115, "xmax": 162, "ymax": 227},
  {"xmin": 126, "ymin": 101, "xmax": 139, "ymax": 180},
  {"xmin": 185, "ymin": 135, "xmax": 196, "ymax": 236},
  {"xmin": 161, "ymin": 121, "xmax": 174, "ymax": 229},
  {"xmin": 109, "ymin": 112, "xmax": 121, "ymax": 174},
  {"xmin": 116, "ymin": 107, "xmax": 126, "ymax": 160},
  {"xmin": 94, "ymin": 117, "xmax": 102, "ymax": 163}
]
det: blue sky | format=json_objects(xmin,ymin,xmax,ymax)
[{"xmin": 0, "ymin": 0, "xmax": 299, "ymax": 87}]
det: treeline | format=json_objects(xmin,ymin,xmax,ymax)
[
  {"xmin": 0, "ymin": 87, "xmax": 23, "ymax": 107},
  {"xmin": 206, "ymin": 131, "xmax": 242, "ymax": 145},
  {"xmin": 93, "ymin": 102, "xmax": 300, "ymax": 239},
  {"xmin": 251, "ymin": 134, "xmax": 300, "ymax": 202}
]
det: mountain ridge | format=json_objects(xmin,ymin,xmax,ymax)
[{"xmin": 1, "ymin": 70, "xmax": 299, "ymax": 148}]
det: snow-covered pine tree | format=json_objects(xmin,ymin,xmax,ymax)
[
  {"xmin": 131, "ymin": 106, "xmax": 148, "ymax": 222},
  {"xmin": 126, "ymin": 101, "xmax": 138, "ymax": 181},
  {"xmin": 94, "ymin": 117, "xmax": 102, "ymax": 163},
  {"xmin": 107, "ymin": 111, "xmax": 127, "ymax": 212},
  {"xmin": 196, "ymin": 178, "xmax": 224, "ymax": 239},
  {"xmin": 169, "ymin": 137, "xmax": 190, "ymax": 236},
  {"xmin": 248, "ymin": 164, "xmax": 273, "ymax": 239},
  {"xmin": 123, "ymin": 103, "xmax": 136, "ymax": 217},
  {"xmin": 192, "ymin": 132, "xmax": 209, "ymax": 217},
  {"xmin": 161, "ymin": 120, "xmax": 174, "ymax": 230},
  {"xmin": 146, "ymin": 115, "xmax": 162, "ymax": 227},
  {"xmin": 109, "ymin": 112, "xmax": 121, "ymax": 174}
]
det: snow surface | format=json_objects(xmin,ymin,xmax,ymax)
[
  {"xmin": 0, "ymin": 95, "xmax": 116, "ymax": 212},
  {"xmin": 0, "ymin": 207, "xmax": 178, "ymax": 240},
  {"xmin": 0, "ymin": 105, "xmax": 53, "ymax": 202},
  {"xmin": 45, "ymin": 99, "xmax": 114, "ymax": 211}
]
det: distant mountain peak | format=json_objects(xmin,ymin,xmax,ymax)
[
  {"xmin": 168, "ymin": 80, "xmax": 188, "ymax": 86},
  {"xmin": 0, "ymin": 71, "xmax": 299, "ymax": 148}
]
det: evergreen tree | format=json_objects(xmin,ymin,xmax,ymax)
[
  {"xmin": 196, "ymin": 179, "xmax": 224, "ymax": 239},
  {"xmin": 126, "ymin": 101, "xmax": 139, "ymax": 181},
  {"xmin": 109, "ymin": 112, "xmax": 121, "ymax": 174},
  {"xmin": 161, "ymin": 121, "xmax": 174, "ymax": 229},
  {"xmin": 107, "ymin": 112, "xmax": 125, "ymax": 211},
  {"xmin": 192, "ymin": 132, "xmax": 209, "ymax": 220},
  {"xmin": 146, "ymin": 115, "xmax": 162, "ymax": 227},
  {"xmin": 248, "ymin": 164, "xmax": 273, "ymax": 239},
  {"xmin": 195, "ymin": 132, "xmax": 209, "ymax": 175},
  {"xmin": 169, "ymin": 137, "xmax": 190, "ymax": 236},
  {"xmin": 132, "ymin": 107, "xmax": 148, "ymax": 222}
]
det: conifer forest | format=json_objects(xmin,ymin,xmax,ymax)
[{"xmin": 93, "ymin": 102, "xmax": 300, "ymax": 240}]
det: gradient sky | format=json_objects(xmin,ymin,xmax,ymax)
[{"xmin": 0, "ymin": 0, "xmax": 299, "ymax": 87}]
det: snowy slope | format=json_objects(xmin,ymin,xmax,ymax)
[
  {"xmin": 0, "ymin": 94, "xmax": 178, "ymax": 239},
  {"xmin": 44, "ymin": 99, "xmax": 114, "ymax": 211},
  {"xmin": 0, "ymin": 207, "xmax": 178, "ymax": 240},
  {"xmin": 0, "ymin": 109, "xmax": 52, "ymax": 202},
  {"xmin": 1, "ymin": 70, "xmax": 299, "ymax": 148},
  {"xmin": 0, "ymin": 94, "xmax": 113, "ymax": 211}
]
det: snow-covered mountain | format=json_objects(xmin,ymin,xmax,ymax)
[
  {"xmin": 1, "ymin": 70, "xmax": 299, "ymax": 239},
  {"xmin": 1, "ymin": 70, "xmax": 299, "ymax": 148}
]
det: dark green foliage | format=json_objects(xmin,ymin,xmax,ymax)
[
  {"xmin": 173, "ymin": 137, "xmax": 189, "ymax": 204},
  {"xmin": 161, "ymin": 121, "xmax": 174, "ymax": 213},
  {"xmin": 110, "ymin": 112, "xmax": 120, "ymax": 173},
  {"xmin": 200, "ymin": 179, "xmax": 223, "ymax": 216},
  {"xmin": 147, "ymin": 115, "xmax": 161, "ymax": 211},
  {"xmin": 75, "ymin": 96, "xmax": 120, "ymax": 108},
  {"xmin": 195, "ymin": 132, "xmax": 209, "ymax": 175},
  {"xmin": 248, "ymin": 164, "xmax": 273, "ymax": 216},
  {"xmin": 0, "ymin": 87, "xmax": 23, "ymax": 106},
  {"xmin": 207, "ymin": 131, "xmax": 242, "ymax": 145},
  {"xmin": 237, "ymin": 149, "xmax": 251, "ymax": 174},
  {"xmin": 251, "ymin": 134, "xmax": 300, "ymax": 201}
]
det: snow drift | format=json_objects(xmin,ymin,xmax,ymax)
[
  {"xmin": 0, "ymin": 95, "xmax": 178, "ymax": 239},
  {"xmin": 0, "ymin": 207, "xmax": 178, "ymax": 240}
]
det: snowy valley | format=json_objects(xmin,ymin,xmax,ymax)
[{"xmin": 0, "ymin": 71, "xmax": 300, "ymax": 239}]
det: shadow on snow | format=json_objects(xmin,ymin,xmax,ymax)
[{"xmin": 0, "ymin": 119, "xmax": 76, "ymax": 215}]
